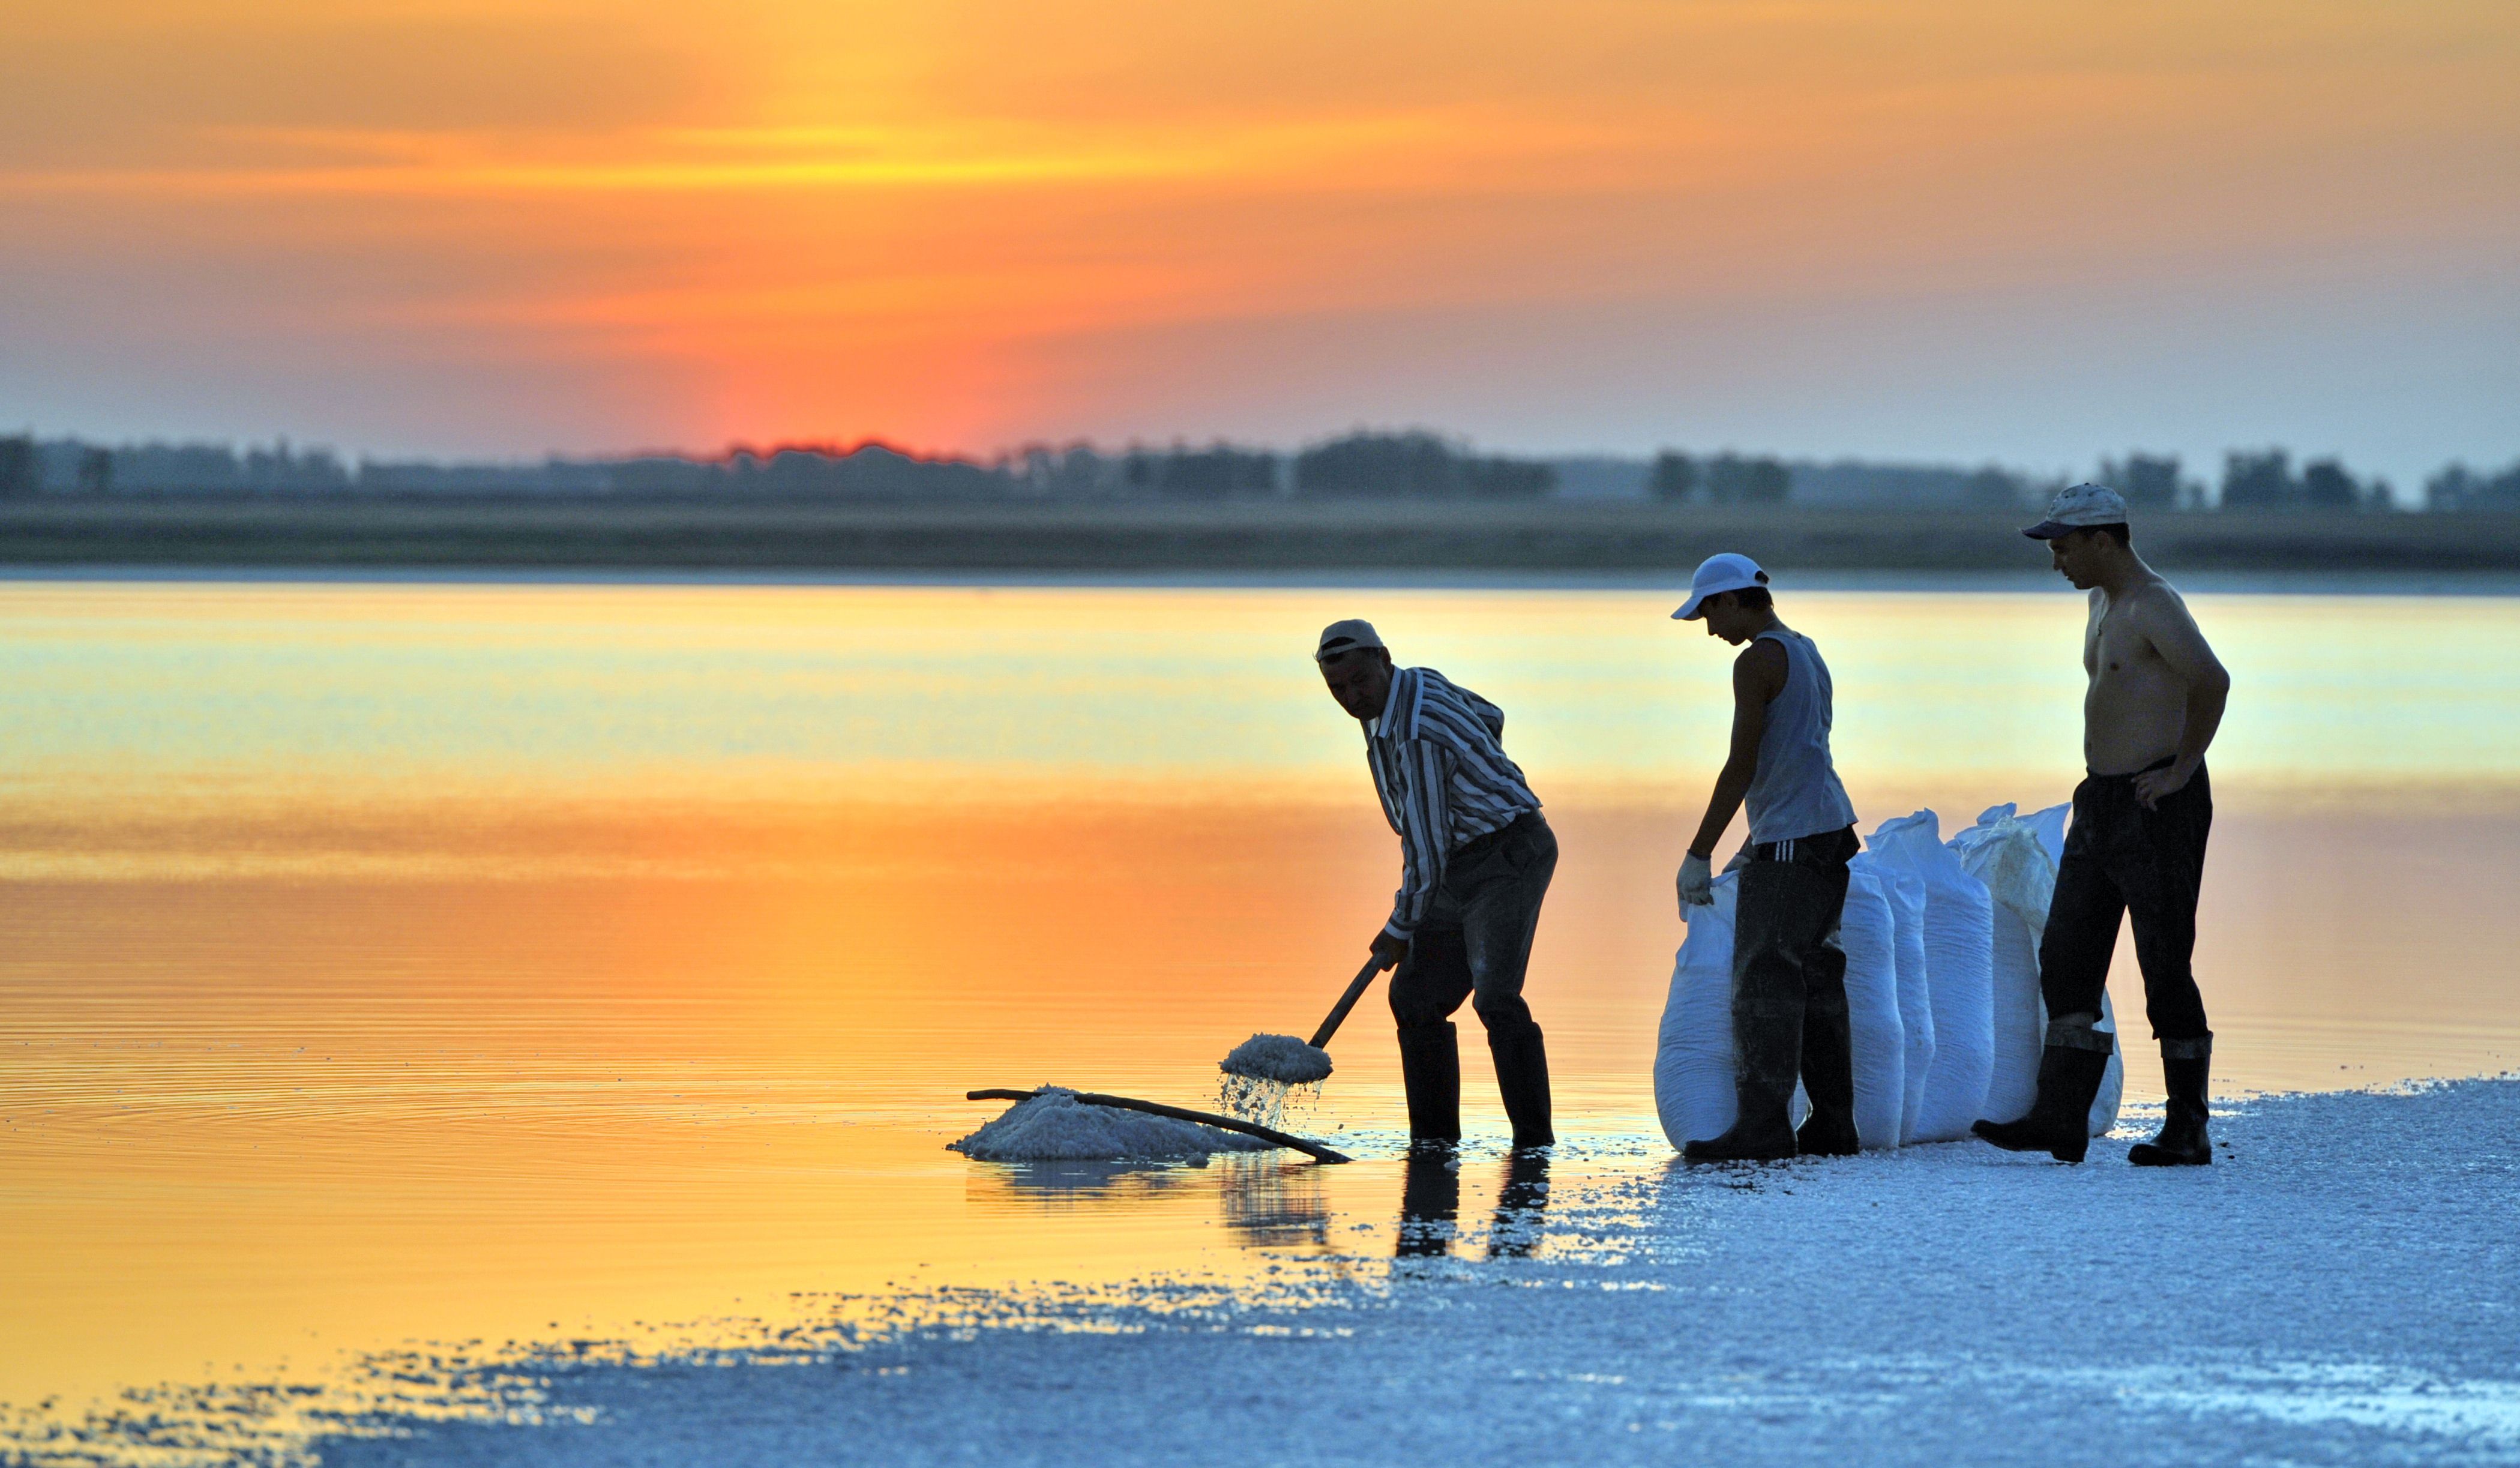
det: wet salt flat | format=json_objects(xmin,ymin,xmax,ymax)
[
  {"xmin": 17, "ymin": 1084, "xmax": 2519, "ymax": 1466},
  {"xmin": 2, "ymin": 578, "xmax": 2518, "ymax": 1463},
  {"xmin": 328, "ymin": 1081, "xmax": 2520, "ymax": 1467}
]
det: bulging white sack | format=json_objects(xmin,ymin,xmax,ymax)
[
  {"xmin": 1952, "ymin": 811, "xmax": 2052, "ymax": 1125},
  {"xmin": 1855, "ymin": 852, "xmax": 1935, "ymax": 1145},
  {"xmin": 1655, "ymin": 864, "xmax": 1902, "ymax": 1153},
  {"xmin": 1951, "ymin": 802, "xmax": 2125, "ymax": 1137},
  {"xmin": 1866, "ymin": 811, "xmax": 1995, "ymax": 1143},
  {"xmin": 1654, "ymin": 874, "xmax": 1741, "ymax": 1152},
  {"xmin": 1839, "ymin": 865, "xmax": 1906, "ymax": 1149}
]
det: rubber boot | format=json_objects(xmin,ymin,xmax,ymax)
[
  {"xmin": 1793, "ymin": 978, "xmax": 1859, "ymax": 1157},
  {"xmin": 1684, "ymin": 1002, "xmax": 1800, "ymax": 1163},
  {"xmin": 2130, "ymin": 1038, "xmax": 2212, "ymax": 1167},
  {"xmin": 1486, "ymin": 1018, "xmax": 1555, "ymax": 1149},
  {"xmin": 1973, "ymin": 1040, "xmax": 2112, "ymax": 1163},
  {"xmin": 1396, "ymin": 1021, "xmax": 1461, "ymax": 1145}
]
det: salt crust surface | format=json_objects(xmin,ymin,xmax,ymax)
[
  {"xmin": 1218, "ymin": 1032, "xmax": 1334, "ymax": 1084},
  {"xmin": 948, "ymin": 1087, "xmax": 1273, "ymax": 1161},
  {"xmin": 29, "ymin": 1079, "xmax": 2519, "ymax": 1467}
]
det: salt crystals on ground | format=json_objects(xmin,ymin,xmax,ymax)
[
  {"xmin": 948, "ymin": 1087, "xmax": 1273, "ymax": 1162},
  {"xmin": 281, "ymin": 1077, "xmax": 2520, "ymax": 1467}
]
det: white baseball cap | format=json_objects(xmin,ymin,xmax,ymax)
[
  {"xmin": 1671, "ymin": 552, "xmax": 1770, "ymax": 621},
  {"xmin": 2023, "ymin": 483, "xmax": 2131, "ymax": 540}
]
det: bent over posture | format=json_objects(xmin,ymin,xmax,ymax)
[
  {"xmin": 1672, "ymin": 555, "xmax": 1862, "ymax": 1163},
  {"xmin": 1977, "ymin": 484, "xmax": 2231, "ymax": 1166},
  {"xmin": 1316, "ymin": 619, "xmax": 1557, "ymax": 1150}
]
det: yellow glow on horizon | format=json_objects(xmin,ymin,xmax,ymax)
[
  {"xmin": 1, "ymin": 110, "xmax": 1628, "ymax": 196},
  {"xmin": 5, "ymin": 0, "xmax": 2515, "ymax": 453}
]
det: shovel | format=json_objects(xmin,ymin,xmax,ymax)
[{"xmin": 1307, "ymin": 954, "xmax": 1386, "ymax": 1050}]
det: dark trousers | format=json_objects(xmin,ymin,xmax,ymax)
[
  {"xmin": 1732, "ymin": 826, "xmax": 1860, "ymax": 1111},
  {"xmin": 2039, "ymin": 760, "xmax": 2213, "ymax": 1045},
  {"xmin": 1388, "ymin": 813, "xmax": 1556, "ymax": 1032}
]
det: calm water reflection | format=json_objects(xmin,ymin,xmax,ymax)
[{"xmin": 1, "ymin": 580, "xmax": 2515, "ymax": 1417}]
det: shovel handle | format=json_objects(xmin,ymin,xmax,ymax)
[{"xmin": 1307, "ymin": 955, "xmax": 1386, "ymax": 1051}]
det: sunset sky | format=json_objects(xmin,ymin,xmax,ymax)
[{"xmin": 2, "ymin": 1, "xmax": 2513, "ymax": 483}]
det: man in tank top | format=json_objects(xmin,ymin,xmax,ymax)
[
  {"xmin": 1975, "ymin": 484, "xmax": 2230, "ymax": 1166},
  {"xmin": 1671, "ymin": 554, "xmax": 1863, "ymax": 1161}
]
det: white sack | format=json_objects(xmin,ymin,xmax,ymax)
[
  {"xmin": 1866, "ymin": 811, "xmax": 1995, "ymax": 1143},
  {"xmin": 1856, "ymin": 852, "xmax": 1935, "ymax": 1145},
  {"xmin": 1654, "ymin": 874, "xmax": 1741, "ymax": 1152},
  {"xmin": 1657, "ymin": 864, "xmax": 1902, "ymax": 1153},
  {"xmin": 1953, "ymin": 802, "xmax": 2125, "ymax": 1138},
  {"xmin": 1953, "ymin": 812, "xmax": 2054, "ymax": 1125},
  {"xmin": 2022, "ymin": 802, "xmax": 2069, "ymax": 866},
  {"xmin": 1839, "ymin": 865, "xmax": 1907, "ymax": 1149},
  {"xmin": 1655, "ymin": 872, "xmax": 1829, "ymax": 1151}
]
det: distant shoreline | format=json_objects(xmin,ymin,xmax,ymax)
[
  {"xmin": 0, "ymin": 497, "xmax": 2513, "ymax": 574},
  {"xmin": 7, "ymin": 566, "xmax": 2520, "ymax": 599}
]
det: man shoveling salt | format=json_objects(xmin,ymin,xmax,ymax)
[{"xmin": 1312, "ymin": 618, "xmax": 1559, "ymax": 1151}]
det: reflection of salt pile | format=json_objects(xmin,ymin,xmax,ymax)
[
  {"xmin": 1217, "ymin": 1033, "xmax": 1332, "ymax": 1129},
  {"xmin": 950, "ymin": 1088, "xmax": 1274, "ymax": 1162}
]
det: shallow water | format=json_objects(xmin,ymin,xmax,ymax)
[{"xmin": 2, "ymin": 579, "xmax": 2516, "ymax": 1435}]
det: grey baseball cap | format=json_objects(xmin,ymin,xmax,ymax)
[
  {"xmin": 1314, "ymin": 618, "xmax": 1386, "ymax": 662},
  {"xmin": 2023, "ymin": 483, "xmax": 2132, "ymax": 540}
]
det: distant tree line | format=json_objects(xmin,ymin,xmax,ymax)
[
  {"xmin": 1292, "ymin": 431, "xmax": 1552, "ymax": 498},
  {"xmin": 2, "ymin": 430, "xmax": 2515, "ymax": 511},
  {"xmin": 2428, "ymin": 460, "xmax": 2520, "ymax": 512},
  {"xmin": 1004, "ymin": 431, "xmax": 1560, "ymax": 500},
  {"xmin": 1649, "ymin": 451, "xmax": 1791, "ymax": 504},
  {"xmin": 2218, "ymin": 449, "xmax": 2389, "ymax": 511}
]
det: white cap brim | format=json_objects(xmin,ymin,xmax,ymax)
[{"xmin": 1671, "ymin": 577, "xmax": 1760, "ymax": 620}]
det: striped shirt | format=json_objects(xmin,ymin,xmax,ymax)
[{"xmin": 1363, "ymin": 666, "xmax": 1543, "ymax": 939}]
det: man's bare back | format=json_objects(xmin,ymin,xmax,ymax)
[{"xmin": 2082, "ymin": 576, "xmax": 2217, "ymax": 776}]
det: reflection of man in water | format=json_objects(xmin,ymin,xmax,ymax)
[
  {"xmin": 1977, "ymin": 485, "xmax": 2231, "ymax": 1167},
  {"xmin": 1314, "ymin": 619, "xmax": 1557, "ymax": 1151},
  {"xmin": 1397, "ymin": 1149, "xmax": 1550, "ymax": 1259},
  {"xmin": 1671, "ymin": 555, "xmax": 1864, "ymax": 1162}
]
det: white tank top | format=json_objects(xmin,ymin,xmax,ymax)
[{"xmin": 1744, "ymin": 627, "xmax": 1857, "ymax": 844}]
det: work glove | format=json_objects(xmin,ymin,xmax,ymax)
[{"xmin": 1676, "ymin": 852, "xmax": 1715, "ymax": 913}]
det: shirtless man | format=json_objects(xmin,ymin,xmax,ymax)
[{"xmin": 1976, "ymin": 484, "xmax": 2232, "ymax": 1166}]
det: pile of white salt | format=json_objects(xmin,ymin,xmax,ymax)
[{"xmin": 949, "ymin": 1088, "xmax": 1272, "ymax": 1162}]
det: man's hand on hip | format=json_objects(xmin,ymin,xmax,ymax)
[
  {"xmin": 2132, "ymin": 759, "xmax": 2195, "ymax": 810},
  {"xmin": 1369, "ymin": 930, "xmax": 1412, "ymax": 972},
  {"xmin": 1677, "ymin": 852, "xmax": 1715, "ymax": 912}
]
